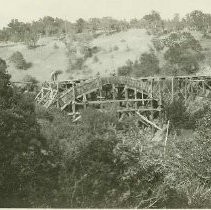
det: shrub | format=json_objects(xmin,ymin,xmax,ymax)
[
  {"xmin": 162, "ymin": 32, "xmax": 204, "ymax": 75},
  {"xmin": 152, "ymin": 38, "xmax": 164, "ymax": 51},
  {"xmin": 93, "ymin": 55, "xmax": 99, "ymax": 63},
  {"xmin": 9, "ymin": 51, "xmax": 32, "ymax": 70},
  {"xmin": 118, "ymin": 50, "xmax": 160, "ymax": 77},
  {"xmin": 164, "ymin": 98, "xmax": 191, "ymax": 131},
  {"xmin": 117, "ymin": 59, "xmax": 133, "ymax": 76},
  {"xmin": 24, "ymin": 32, "xmax": 39, "ymax": 49},
  {"xmin": 71, "ymin": 57, "xmax": 85, "ymax": 70},
  {"xmin": 22, "ymin": 75, "xmax": 39, "ymax": 92},
  {"xmin": 135, "ymin": 49, "xmax": 160, "ymax": 77},
  {"xmin": 35, "ymin": 105, "xmax": 54, "ymax": 122},
  {"xmin": 202, "ymin": 33, "xmax": 211, "ymax": 39},
  {"xmin": 0, "ymin": 57, "xmax": 7, "ymax": 73},
  {"xmin": 0, "ymin": 63, "xmax": 61, "ymax": 207},
  {"xmin": 91, "ymin": 46, "xmax": 101, "ymax": 54},
  {"xmin": 113, "ymin": 45, "xmax": 119, "ymax": 51},
  {"xmin": 53, "ymin": 43, "xmax": 59, "ymax": 49},
  {"xmin": 126, "ymin": 45, "xmax": 131, "ymax": 51}
]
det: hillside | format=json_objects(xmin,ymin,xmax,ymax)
[
  {"xmin": 0, "ymin": 37, "xmax": 69, "ymax": 82},
  {"xmin": 0, "ymin": 29, "xmax": 153, "ymax": 82},
  {"xmin": 1, "ymin": 28, "xmax": 211, "ymax": 82},
  {"xmin": 84, "ymin": 29, "xmax": 152, "ymax": 76}
]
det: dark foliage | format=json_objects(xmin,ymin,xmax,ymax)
[
  {"xmin": 161, "ymin": 32, "xmax": 205, "ymax": 75},
  {"xmin": 118, "ymin": 50, "xmax": 160, "ymax": 77},
  {"xmin": 9, "ymin": 51, "xmax": 32, "ymax": 70},
  {"xmin": 0, "ymin": 58, "xmax": 60, "ymax": 207}
]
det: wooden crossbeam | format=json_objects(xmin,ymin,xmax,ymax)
[
  {"xmin": 136, "ymin": 112, "xmax": 162, "ymax": 131},
  {"xmin": 74, "ymin": 99, "xmax": 155, "ymax": 105},
  {"xmin": 117, "ymin": 108, "xmax": 161, "ymax": 112}
]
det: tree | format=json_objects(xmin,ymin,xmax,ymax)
[
  {"xmin": 9, "ymin": 51, "xmax": 32, "ymax": 70},
  {"xmin": 22, "ymin": 75, "xmax": 39, "ymax": 92},
  {"xmin": 0, "ymin": 58, "xmax": 61, "ymax": 207},
  {"xmin": 0, "ymin": 58, "xmax": 12, "ymax": 108},
  {"xmin": 171, "ymin": 13, "xmax": 182, "ymax": 31},
  {"xmin": 24, "ymin": 30, "xmax": 39, "ymax": 48},
  {"xmin": 118, "ymin": 50, "xmax": 160, "ymax": 77},
  {"xmin": 7, "ymin": 19, "xmax": 28, "ymax": 42},
  {"xmin": 76, "ymin": 18, "xmax": 87, "ymax": 33},
  {"xmin": 185, "ymin": 10, "xmax": 207, "ymax": 32},
  {"xmin": 142, "ymin": 11, "xmax": 164, "ymax": 34},
  {"xmin": 0, "ymin": 57, "xmax": 7, "ymax": 73},
  {"xmin": 162, "ymin": 32, "xmax": 204, "ymax": 75},
  {"xmin": 135, "ymin": 49, "xmax": 160, "ymax": 77},
  {"xmin": 41, "ymin": 16, "xmax": 56, "ymax": 35},
  {"xmin": 89, "ymin": 18, "xmax": 101, "ymax": 32}
]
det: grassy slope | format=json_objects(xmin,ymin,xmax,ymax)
[
  {"xmin": 85, "ymin": 29, "xmax": 153, "ymax": 76},
  {"xmin": 0, "ymin": 37, "xmax": 69, "ymax": 82},
  {"xmin": 0, "ymin": 29, "xmax": 153, "ymax": 82}
]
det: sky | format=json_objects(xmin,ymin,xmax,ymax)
[{"xmin": 0, "ymin": 0, "xmax": 211, "ymax": 28}]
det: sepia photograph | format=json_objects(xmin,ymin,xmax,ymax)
[{"xmin": 1, "ymin": 0, "xmax": 211, "ymax": 208}]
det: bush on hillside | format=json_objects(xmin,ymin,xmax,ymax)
[
  {"xmin": 202, "ymin": 33, "xmax": 211, "ymax": 39},
  {"xmin": 93, "ymin": 55, "xmax": 99, "ymax": 63},
  {"xmin": 22, "ymin": 75, "xmax": 39, "ymax": 92},
  {"xmin": 71, "ymin": 57, "xmax": 86, "ymax": 70},
  {"xmin": 152, "ymin": 38, "xmax": 165, "ymax": 52},
  {"xmin": 35, "ymin": 105, "xmax": 54, "ymax": 122},
  {"xmin": 135, "ymin": 49, "xmax": 160, "ymax": 77},
  {"xmin": 0, "ymin": 57, "xmax": 7, "ymax": 74},
  {"xmin": 24, "ymin": 31, "xmax": 39, "ymax": 49},
  {"xmin": 117, "ymin": 50, "xmax": 160, "ymax": 77},
  {"xmin": 113, "ymin": 45, "xmax": 119, "ymax": 51},
  {"xmin": 9, "ymin": 51, "xmax": 32, "ymax": 70},
  {"xmin": 126, "ymin": 45, "xmax": 131, "ymax": 51},
  {"xmin": 53, "ymin": 43, "xmax": 59, "ymax": 49},
  {"xmin": 164, "ymin": 98, "xmax": 191, "ymax": 131},
  {"xmin": 117, "ymin": 59, "xmax": 133, "ymax": 76},
  {"xmin": 162, "ymin": 32, "xmax": 205, "ymax": 75},
  {"xmin": 0, "ymin": 58, "xmax": 60, "ymax": 207},
  {"xmin": 44, "ymin": 106, "xmax": 211, "ymax": 208}
]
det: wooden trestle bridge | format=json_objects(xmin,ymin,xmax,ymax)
[{"xmin": 35, "ymin": 75, "xmax": 211, "ymax": 130}]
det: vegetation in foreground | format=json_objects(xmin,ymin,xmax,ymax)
[{"xmin": 0, "ymin": 57, "xmax": 211, "ymax": 208}]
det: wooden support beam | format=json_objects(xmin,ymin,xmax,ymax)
[
  {"xmin": 134, "ymin": 88, "xmax": 138, "ymax": 109},
  {"xmin": 56, "ymin": 82, "xmax": 59, "ymax": 108},
  {"xmin": 112, "ymin": 84, "xmax": 116, "ymax": 100},
  {"xmin": 72, "ymin": 115, "xmax": 81, "ymax": 122},
  {"xmin": 117, "ymin": 108, "xmax": 161, "ymax": 112},
  {"xmin": 72, "ymin": 83, "xmax": 76, "ymax": 119},
  {"xmin": 136, "ymin": 112, "xmax": 162, "ymax": 131},
  {"xmin": 99, "ymin": 88, "xmax": 103, "ymax": 109},
  {"xmin": 202, "ymin": 81, "xmax": 205, "ymax": 94},
  {"xmin": 141, "ymin": 90, "xmax": 144, "ymax": 106},
  {"xmin": 83, "ymin": 93, "xmax": 87, "ymax": 109},
  {"xmin": 171, "ymin": 77, "xmax": 174, "ymax": 102},
  {"xmin": 74, "ymin": 98, "xmax": 155, "ymax": 105},
  {"xmin": 158, "ymin": 79, "xmax": 163, "ymax": 127},
  {"xmin": 125, "ymin": 85, "xmax": 129, "ymax": 108},
  {"xmin": 184, "ymin": 79, "xmax": 187, "ymax": 103}
]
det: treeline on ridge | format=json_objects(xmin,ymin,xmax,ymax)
[{"xmin": 1, "ymin": 10, "xmax": 211, "ymax": 43}]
